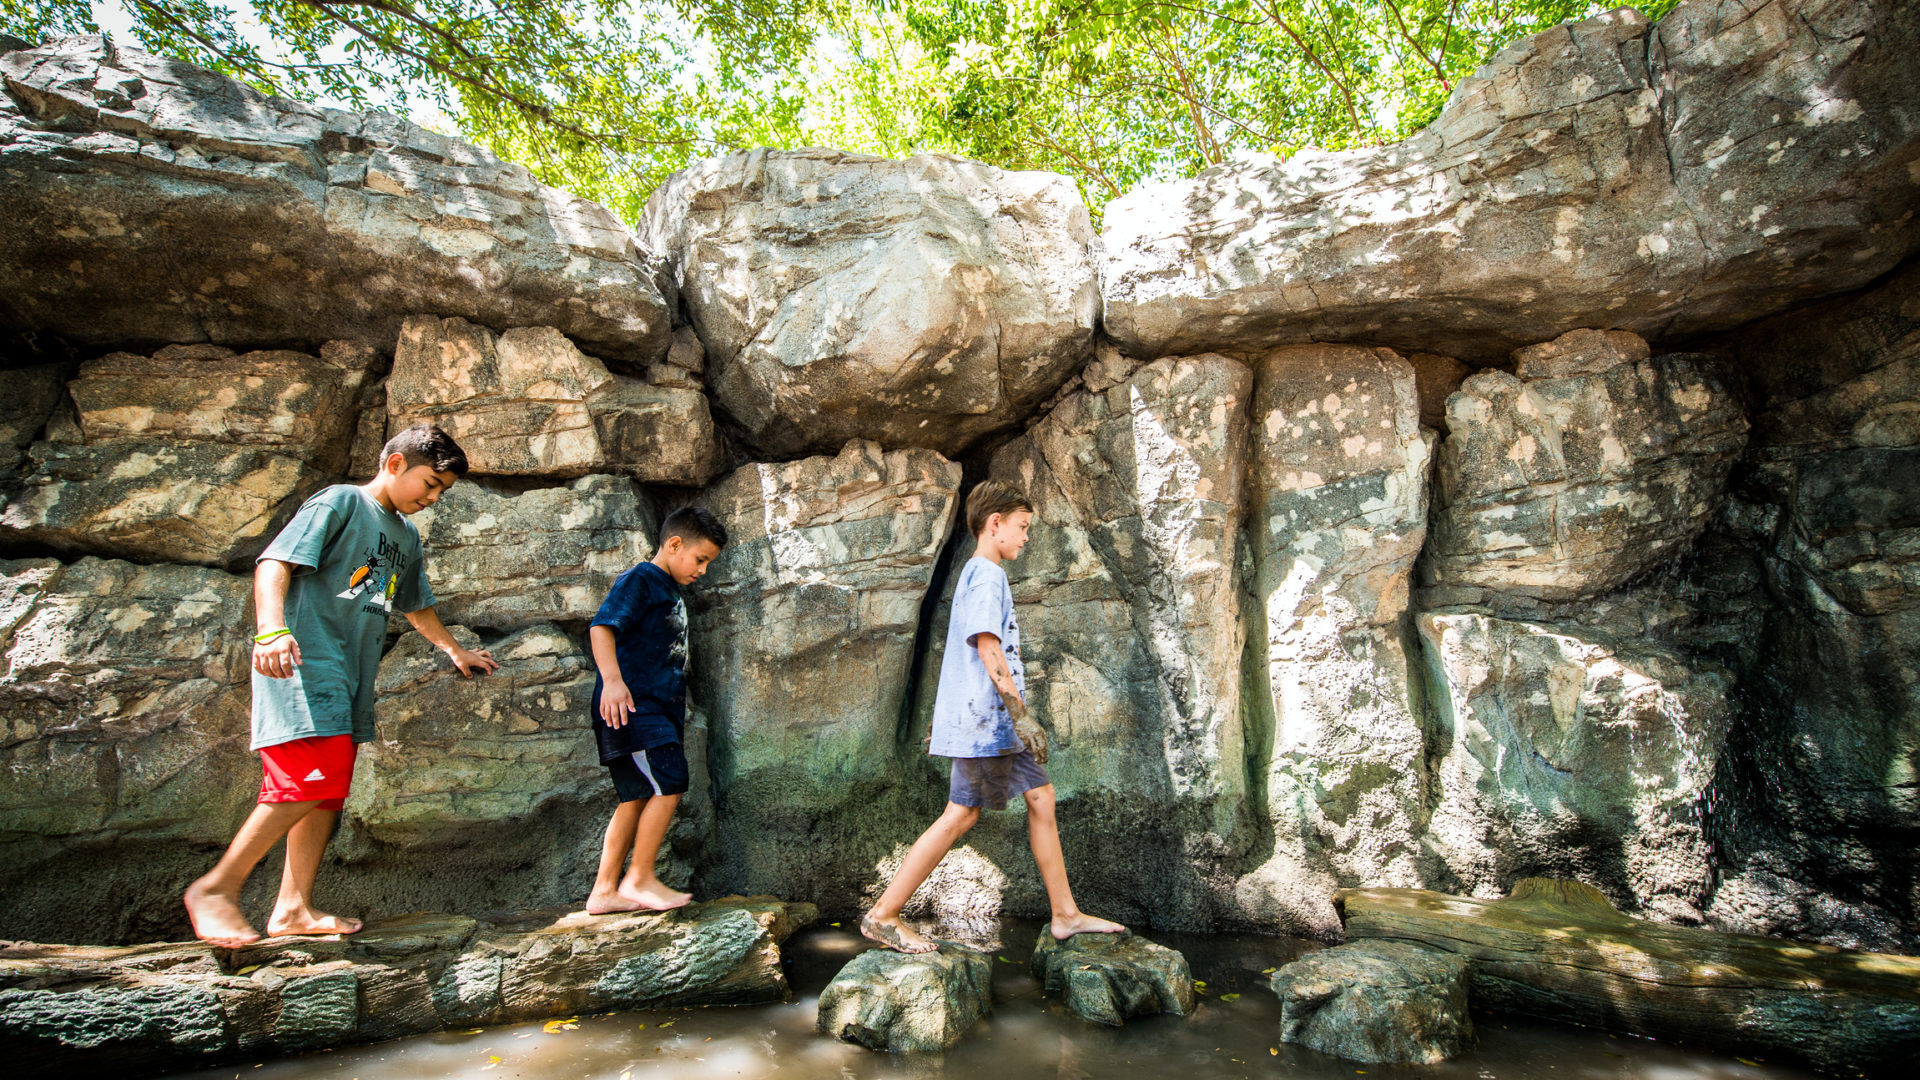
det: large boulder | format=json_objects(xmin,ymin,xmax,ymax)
[
  {"xmin": 642, "ymin": 148, "xmax": 1099, "ymax": 457},
  {"xmin": 690, "ymin": 441, "xmax": 960, "ymax": 907},
  {"xmin": 914, "ymin": 354, "xmax": 1252, "ymax": 930},
  {"xmin": 0, "ymin": 557, "xmax": 255, "ymax": 944},
  {"xmin": 0, "ymin": 339, "xmax": 383, "ymax": 566},
  {"xmin": 0, "ymin": 439, "xmax": 327, "ymax": 567},
  {"xmin": 409, "ymin": 475, "xmax": 658, "ymax": 631},
  {"xmin": 64, "ymin": 342, "xmax": 380, "ymax": 471},
  {"xmin": 1235, "ymin": 345, "xmax": 1434, "ymax": 937},
  {"xmin": 1101, "ymin": 0, "xmax": 1920, "ymax": 362},
  {"xmin": 388, "ymin": 316, "xmax": 717, "ymax": 483},
  {"xmin": 0, "ymin": 37, "xmax": 672, "ymax": 365},
  {"xmin": 344, "ymin": 625, "xmax": 603, "ymax": 846},
  {"xmin": 1416, "ymin": 607, "xmax": 1737, "ymax": 923},
  {"xmin": 816, "ymin": 943, "xmax": 993, "ymax": 1053},
  {"xmin": 1427, "ymin": 332, "xmax": 1748, "ymax": 601},
  {"xmin": 1705, "ymin": 263, "xmax": 1920, "ymax": 951},
  {"xmin": 1269, "ymin": 940, "xmax": 1473, "ymax": 1065}
]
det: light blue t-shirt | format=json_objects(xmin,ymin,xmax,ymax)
[{"xmin": 929, "ymin": 556, "xmax": 1026, "ymax": 759}]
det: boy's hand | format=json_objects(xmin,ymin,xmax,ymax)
[
  {"xmin": 600, "ymin": 680, "xmax": 637, "ymax": 727},
  {"xmin": 253, "ymin": 634, "xmax": 302, "ymax": 679},
  {"xmin": 1012, "ymin": 710, "xmax": 1050, "ymax": 765},
  {"xmin": 446, "ymin": 644, "xmax": 497, "ymax": 678}
]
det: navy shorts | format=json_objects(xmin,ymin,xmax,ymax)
[
  {"xmin": 949, "ymin": 750, "xmax": 1050, "ymax": 810},
  {"xmin": 606, "ymin": 743, "xmax": 689, "ymax": 801}
]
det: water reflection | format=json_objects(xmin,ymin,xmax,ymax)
[{"xmin": 172, "ymin": 920, "xmax": 1823, "ymax": 1080}]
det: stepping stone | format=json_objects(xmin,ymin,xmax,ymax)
[
  {"xmin": 1030, "ymin": 931, "xmax": 1196, "ymax": 1026},
  {"xmin": 816, "ymin": 944, "xmax": 992, "ymax": 1052},
  {"xmin": 1268, "ymin": 939, "xmax": 1472, "ymax": 1064}
]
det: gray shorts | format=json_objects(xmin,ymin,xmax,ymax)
[{"xmin": 949, "ymin": 751, "xmax": 1050, "ymax": 810}]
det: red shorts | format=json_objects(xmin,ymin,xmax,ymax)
[{"xmin": 258, "ymin": 734, "xmax": 357, "ymax": 811}]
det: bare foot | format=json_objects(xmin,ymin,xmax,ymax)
[
  {"xmin": 1051, "ymin": 912, "xmax": 1126, "ymax": 940},
  {"xmin": 617, "ymin": 878, "xmax": 692, "ymax": 911},
  {"xmin": 585, "ymin": 887, "xmax": 645, "ymax": 915},
  {"xmin": 265, "ymin": 906, "xmax": 362, "ymax": 937},
  {"xmin": 861, "ymin": 914, "xmax": 937, "ymax": 954},
  {"xmin": 184, "ymin": 880, "xmax": 262, "ymax": 948}
]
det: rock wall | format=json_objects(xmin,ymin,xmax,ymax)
[{"xmin": 3, "ymin": 0, "xmax": 1918, "ymax": 954}]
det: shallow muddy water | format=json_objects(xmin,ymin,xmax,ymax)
[{"xmin": 173, "ymin": 920, "xmax": 1826, "ymax": 1080}]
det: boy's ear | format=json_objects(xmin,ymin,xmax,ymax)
[
  {"xmin": 382, "ymin": 451, "xmax": 406, "ymax": 476},
  {"xmin": 660, "ymin": 534, "xmax": 684, "ymax": 554}
]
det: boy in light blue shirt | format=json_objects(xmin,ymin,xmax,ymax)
[{"xmin": 861, "ymin": 480, "xmax": 1125, "ymax": 953}]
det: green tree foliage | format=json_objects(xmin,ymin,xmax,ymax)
[{"xmin": 3, "ymin": 0, "xmax": 1680, "ymax": 220}]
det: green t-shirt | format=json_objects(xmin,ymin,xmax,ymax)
[{"xmin": 250, "ymin": 484, "xmax": 435, "ymax": 750}]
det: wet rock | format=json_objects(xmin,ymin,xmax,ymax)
[
  {"xmin": 1269, "ymin": 940, "xmax": 1472, "ymax": 1065},
  {"xmin": 1339, "ymin": 878, "xmax": 1920, "ymax": 1076},
  {"xmin": 1427, "ymin": 334, "xmax": 1748, "ymax": 601},
  {"xmin": 643, "ymin": 148, "xmax": 1098, "ymax": 457},
  {"xmin": 0, "ymin": 556, "xmax": 255, "ymax": 943},
  {"xmin": 816, "ymin": 944, "xmax": 993, "ymax": 1052},
  {"xmin": 1236, "ymin": 345, "xmax": 1433, "ymax": 937},
  {"xmin": 388, "ymin": 316, "xmax": 717, "ymax": 483},
  {"xmin": 0, "ymin": 439, "xmax": 326, "ymax": 567},
  {"xmin": 0, "ymin": 37, "xmax": 672, "ymax": 365},
  {"xmin": 65, "ymin": 341, "xmax": 380, "ymax": 471},
  {"xmin": 1101, "ymin": 1, "xmax": 1920, "ymax": 362},
  {"xmin": 1415, "ymin": 608, "xmax": 1736, "ymax": 923},
  {"xmin": 920, "ymin": 353, "xmax": 1251, "ymax": 930},
  {"xmin": 690, "ymin": 441, "xmax": 960, "ymax": 909},
  {"xmin": 410, "ymin": 476, "xmax": 658, "ymax": 631},
  {"xmin": 0, "ymin": 898, "xmax": 814, "ymax": 1075},
  {"xmin": 1030, "ymin": 931, "xmax": 1195, "ymax": 1025}
]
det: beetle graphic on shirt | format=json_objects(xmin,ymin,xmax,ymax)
[{"xmin": 335, "ymin": 532, "xmax": 411, "ymax": 614}]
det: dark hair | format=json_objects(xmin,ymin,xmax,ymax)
[
  {"xmin": 966, "ymin": 479, "xmax": 1033, "ymax": 537},
  {"xmin": 661, "ymin": 505, "xmax": 728, "ymax": 550},
  {"xmin": 380, "ymin": 423, "xmax": 469, "ymax": 476}
]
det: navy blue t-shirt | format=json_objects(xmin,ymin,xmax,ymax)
[{"xmin": 590, "ymin": 561, "xmax": 688, "ymax": 761}]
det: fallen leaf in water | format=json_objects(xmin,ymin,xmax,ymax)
[
  {"xmin": 235, "ymin": 965, "xmax": 261, "ymax": 976},
  {"xmin": 1260, "ymin": 967, "xmax": 1276, "ymax": 975},
  {"xmin": 658, "ymin": 1020, "xmax": 675, "ymax": 1028},
  {"xmin": 1220, "ymin": 993, "xmax": 1241, "ymax": 1002},
  {"xmin": 636, "ymin": 1023, "xmax": 647, "ymax": 1030},
  {"xmin": 464, "ymin": 1029, "xmax": 483, "ymax": 1035},
  {"xmin": 480, "ymin": 1056, "xmax": 503, "ymax": 1072},
  {"xmin": 1737, "ymin": 1059, "xmax": 1763, "ymax": 1067},
  {"xmin": 541, "ymin": 1017, "xmax": 580, "ymax": 1034},
  {"xmin": 997, "ymin": 955, "xmax": 1016, "ymax": 964},
  {"xmin": 830, "ymin": 922, "xmax": 840, "ymax": 927},
  {"xmin": 1270, "ymin": 1048, "xmax": 1278, "ymax": 1056}
]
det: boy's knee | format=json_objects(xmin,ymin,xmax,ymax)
[
  {"xmin": 1023, "ymin": 787, "xmax": 1056, "ymax": 816},
  {"xmin": 946, "ymin": 804, "xmax": 982, "ymax": 832}
]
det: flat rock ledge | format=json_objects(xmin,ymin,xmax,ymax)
[
  {"xmin": 0, "ymin": 897, "xmax": 814, "ymax": 1076},
  {"xmin": 1269, "ymin": 940, "xmax": 1472, "ymax": 1064},
  {"xmin": 1338, "ymin": 879, "xmax": 1920, "ymax": 1076},
  {"xmin": 816, "ymin": 943, "xmax": 993, "ymax": 1053},
  {"xmin": 1030, "ymin": 931, "xmax": 1195, "ymax": 1026}
]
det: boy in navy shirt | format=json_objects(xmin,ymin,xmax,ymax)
[{"xmin": 584, "ymin": 505, "xmax": 729, "ymax": 913}]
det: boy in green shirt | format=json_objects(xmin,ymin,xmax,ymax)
[{"xmin": 183, "ymin": 424, "xmax": 498, "ymax": 947}]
